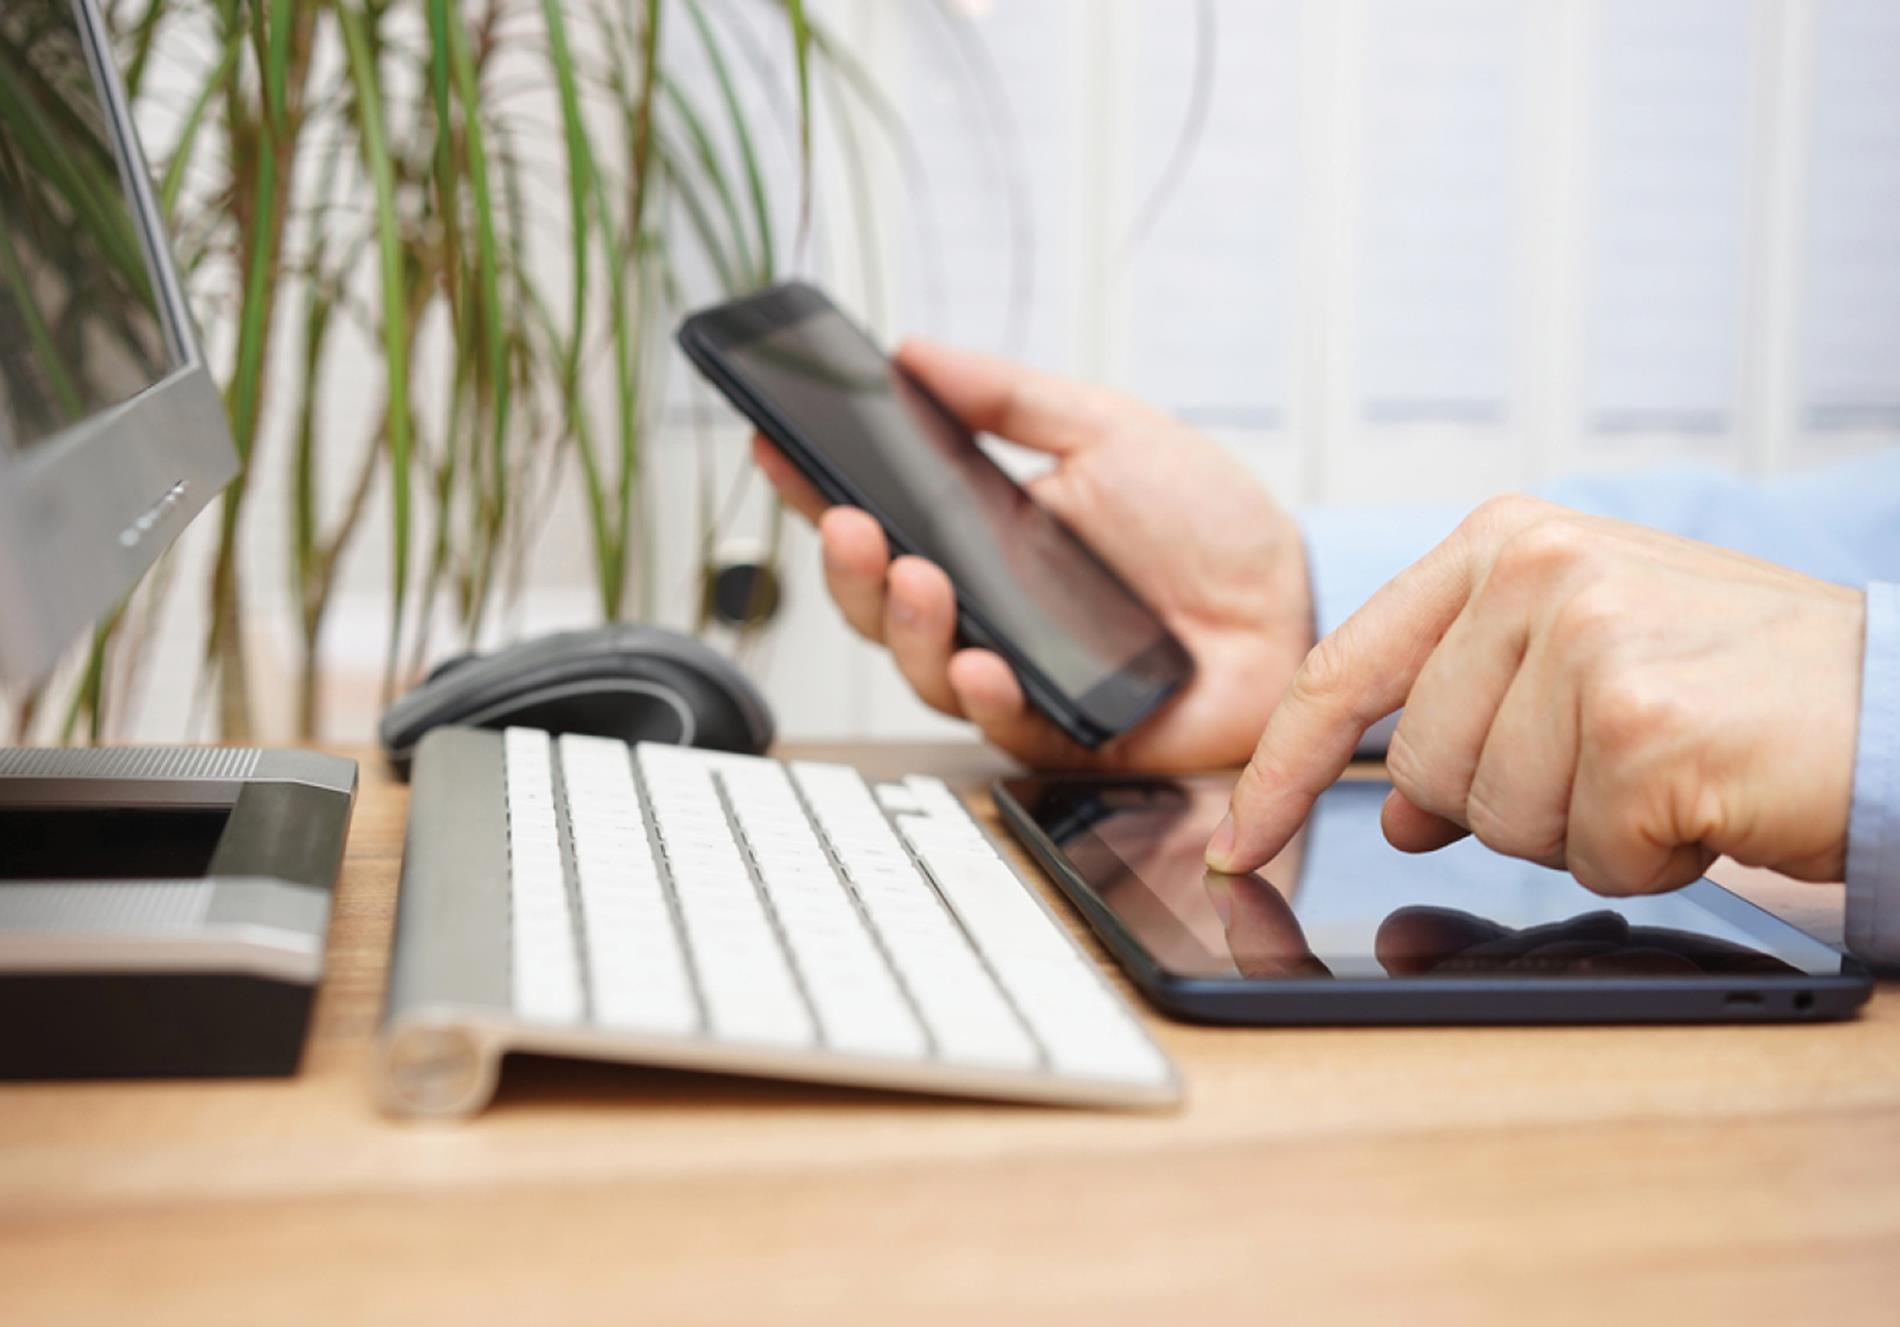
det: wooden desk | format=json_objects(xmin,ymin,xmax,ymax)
[{"xmin": 2, "ymin": 744, "xmax": 1897, "ymax": 1325}]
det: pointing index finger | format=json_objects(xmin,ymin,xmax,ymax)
[{"xmin": 1206, "ymin": 516, "xmax": 1499, "ymax": 874}]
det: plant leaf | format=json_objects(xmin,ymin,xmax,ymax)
[
  {"xmin": 443, "ymin": 1, "xmax": 511, "ymax": 565},
  {"xmin": 158, "ymin": 31, "xmax": 242, "ymax": 219},
  {"xmin": 684, "ymin": 0, "xmax": 772, "ymax": 278},
  {"xmin": 785, "ymin": 0, "xmax": 813, "ymax": 254},
  {"xmin": 537, "ymin": 0, "xmax": 595, "ymax": 402},
  {"xmin": 263, "ymin": 0, "xmax": 292, "ymax": 134},
  {"xmin": 338, "ymin": 3, "xmax": 414, "ymax": 694}
]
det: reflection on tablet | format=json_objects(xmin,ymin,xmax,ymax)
[{"xmin": 1033, "ymin": 778, "xmax": 1840, "ymax": 981}]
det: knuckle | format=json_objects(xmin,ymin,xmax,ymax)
[
  {"xmin": 1235, "ymin": 744, "xmax": 1281, "ymax": 800},
  {"xmin": 1678, "ymin": 781, "xmax": 1728, "ymax": 849},
  {"xmin": 1382, "ymin": 724, "xmax": 1437, "ymax": 810},
  {"xmin": 1291, "ymin": 633, "xmax": 1355, "ymax": 710},
  {"xmin": 1234, "ymin": 737, "xmax": 1302, "ymax": 813},
  {"xmin": 1562, "ymin": 819, "xmax": 1647, "ymax": 897},
  {"xmin": 1493, "ymin": 516, "xmax": 1594, "ymax": 585},
  {"xmin": 1564, "ymin": 846, "xmax": 1630, "ymax": 897},
  {"xmin": 1548, "ymin": 580, "xmax": 1628, "ymax": 652},
  {"xmin": 1461, "ymin": 782, "xmax": 1509, "ymax": 849},
  {"xmin": 1585, "ymin": 669, "xmax": 1689, "ymax": 756},
  {"xmin": 1464, "ymin": 779, "xmax": 1556, "ymax": 861},
  {"xmin": 1566, "ymin": 838, "xmax": 1698, "ymax": 898},
  {"xmin": 1466, "ymin": 492, "xmax": 1552, "ymax": 539}
]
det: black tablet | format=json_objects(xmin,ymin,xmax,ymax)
[{"xmin": 994, "ymin": 773, "xmax": 1874, "ymax": 1024}]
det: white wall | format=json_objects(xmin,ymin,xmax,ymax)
[
  {"xmin": 20, "ymin": 0, "xmax": 1900, "ymax": 748},
  {"xmin": 737, "ymin": 0, "xmax": 1900, "ymax": 743}
]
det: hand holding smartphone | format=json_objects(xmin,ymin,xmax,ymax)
[{"xmin": 677, "ymin": 283, "xmax": 1194, "ymax": 747}]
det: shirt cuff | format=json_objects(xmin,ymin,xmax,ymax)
[{"xmin": 1846, "ymin": 582, "xmax": 1900, "ymax": 967}]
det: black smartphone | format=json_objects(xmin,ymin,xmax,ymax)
[
  {"xmin": 677, "ymin": 282, "xmax": 1194, "ymax": 746},
  {"xmin": 994, "ymin": 773, "xmax": 1875, "ymax": 1024}
]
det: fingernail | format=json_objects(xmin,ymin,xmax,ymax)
[{"xmin": 1206, "ymin": 813, "xmax": 1236, "ymax": 868}]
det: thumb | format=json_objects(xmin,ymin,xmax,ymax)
[{"xmin": 893, "ymin": 337, "xmax": 1109, "ymax": 456}]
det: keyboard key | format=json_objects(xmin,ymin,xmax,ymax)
[
  {"xmin": 638, "ymin": 745, "xmax": 814, "ymax": 1050},
  {"xmin": 720, "ymin": 759, "xmax": 929, "ymax": 1060},
  {"xmin": 893, "ymin": 789, "xmax": 1171, "ymax": 1086},
  {"xmin": 558, "ymin": 735, "xmax": 698, "ymax": 1036},
  {"xmin": 793, "ymin": 761, "xmax": 1040, "ymax": 1072},
  {"xmin": 504, "ymin": 728, "xmax": 583, "ymax": 1024}
]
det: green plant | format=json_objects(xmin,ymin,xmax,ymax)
[{"xmin": 8, "ymin": 0, "xmax": 898, "ymax": 741}]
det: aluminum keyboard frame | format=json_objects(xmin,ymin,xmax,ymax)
[{"xmin": 377, "ymin": 727, "xmax": 1181, "ymax": 1116}]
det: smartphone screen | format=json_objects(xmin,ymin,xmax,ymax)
[{"xmin": 687, "ymin": 286, "xmax": 1190, "ymax": 741}]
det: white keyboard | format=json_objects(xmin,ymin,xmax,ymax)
[{"xmin": 377, "ymin": 727, "xmax": 1179, "ymax": 1116}]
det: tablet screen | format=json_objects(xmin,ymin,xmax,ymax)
[{"xmin": 1003, "ymin": 776, "xmax": 1848, "ymax": 980}]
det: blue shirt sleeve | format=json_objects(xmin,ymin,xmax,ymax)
[
  {"xmin": 1847, "ymin": 583, "xmax": 1900, "ymax": 967},
  {"xmin": 1298, "ymin": 448, "xmax": 1900, "ymax": 962},
  {"xmin": 1300, "ymin": 448, "xmax": 1900, "ymax": 637}
]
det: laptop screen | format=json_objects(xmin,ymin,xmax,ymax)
[{"xmin": 0, "ymin": 0, "xmax": 172, "ymax": 452}]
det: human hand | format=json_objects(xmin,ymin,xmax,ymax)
[
  {"xmin": 1208, "ymin": 495, "xmax": 1867, "ymax": 893},
  {"xmin": 752, "ymin": 337, "xmax": 1313, "ymax": 771}
]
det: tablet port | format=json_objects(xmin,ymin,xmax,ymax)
[
  {"xmin": 1794, "ymin": 991, "xmax": 1816, "ymax": 1013},
  {"xmin": 1724, "ymin": 992, "xmax": 1764, "ymax": 1009}
]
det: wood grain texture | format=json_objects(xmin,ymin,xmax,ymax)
[{"xmin": 1, "ymin": 744, "xmax": 1896, "ymax": 1326}]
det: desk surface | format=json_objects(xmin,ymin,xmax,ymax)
[{"xmin": 2, "ymin": 743, "xmax": 1897, "ymax": 1325}]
